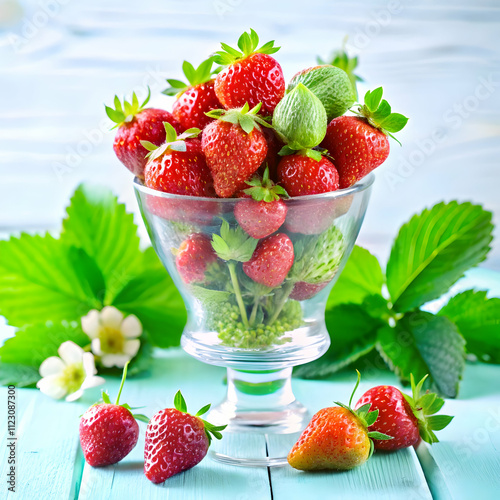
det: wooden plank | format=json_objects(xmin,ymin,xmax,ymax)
[
  {"xmin": 78, "ymin": 351, "xmax": 271, "ymax": 500},
  {"xmin": 267, "ymin": 433, "xmax": 432, "ymax": 500},
  {"xmin": 416, "ymin": 363, "xmax": 500, "ymax": 500},
  {"xmin": 0, "ymin": 387, "xmax": 86, "ymax": 500}
]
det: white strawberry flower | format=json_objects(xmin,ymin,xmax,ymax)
[
  {"xmin": 81, "ymin": 306, "xmax": 142, "ymax": 368},
  {"xmin": 36, "ymin": 341, "xmax": 105, "ymax": 402}
]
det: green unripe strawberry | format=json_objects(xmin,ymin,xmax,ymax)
[
  {"xmin": 288, "ymin": 65, "xmax": 355, "ymax": 121},
  {"xmin": 272, "ymin": 83, "xmax": 327, "ymax": 150}
]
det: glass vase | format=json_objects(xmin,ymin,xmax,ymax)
[{"xmin": 134, "ymin": 173, "xmax": 374, "ymax": 466}]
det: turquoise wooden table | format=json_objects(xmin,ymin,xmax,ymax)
[{"xmin": 1, "ymin": 268, "xmax": 500, "ymax": 500}]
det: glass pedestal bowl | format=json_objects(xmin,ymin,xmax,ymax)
[{"xmin": 134, "ymin": 174, "xmax": 374, "ymax": 466}]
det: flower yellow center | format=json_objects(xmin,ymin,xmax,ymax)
[
  {"xmin": 58, "ymin": 362, "xmax": 85, "ymax": 394},
  {"xmin": 98, "ymin": 326, "xmax": 125, "ymax": 354}
]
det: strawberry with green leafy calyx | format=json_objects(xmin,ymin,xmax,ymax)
[
  {"xmin": 356, "ymin": 374, "xmax": 454, "ymax": 451},
  {"xmin": 213, "ymin": 29, "xmax": 285, "ymax": 116},
  {"xmin": 144, "ymin": 390, "xmax": 226, "ymax": 483},
  {"xmin": 105, "ymin": 88, "xmax": 183, "ymax": 177},
  {"xmin": 234, "ymin": 166, "xmax": 289, "ymax": 239},
  {"xmin": 79, "ymin": 362, "xmax": 149, "ymax": 467},
  {"xmin": 202, "ymin": 102, "xmax": 271, "ymax": 198},
  {"xmin": 211, "ymin": 219, "xmax": 259, "ymax": 328},
  {"xmin": 163, "ymin": 58, "xmax": 222, "ymax": 130},
  {"xmin": 142, "ymin": 122, "xmax": 215, "ymax": 198},
  {"xmin": 352, "ymin": 87, "xmax": 409, "ymax": 143},
  {"xmin": 322, "ymin": 87, "xmax": 409, "ymax": 188},
  {"xmin": 288, "ymin": 370, "xmax": 392, "ymax": 471}
]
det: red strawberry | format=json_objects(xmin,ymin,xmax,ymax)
[
  {"xmin": 235, "ymin": 200, "xmax": 286, "ymax": 239},
  {"xmin": 355, "ymin": 374, "xmax": 453, "ymax": 451},
  {"xmin": 176, "ymin": 233, "xmax": 218, "ymax": 284},
  {"xmin": 145, "ymin": 195, "xmax": 219, "ymax": 227},
  {"xmin": 321, "ymin": 87, "xmax": 408, "ymax": 188},
  {"xmin": 202, "ymin": 103, "xmax": 270, "ymax": 198},
  {"xmin": 144, "ymin": 391, "xmax": 225, "ymax": 483},
  {"xmin": 277, "ymin": 151, "xmax": 340, "ymax": 234},
  {"xmin": 234, "ymin": 166, "xmax": 288, "ymax": 238},
  {"xmin": 243, "ymin": 233, "xmax": 294, "ymax": 287},
  {"xmin": 289, "ymin": 280, "xmax": 330, "ymax": 301},
  {"xmin": 277, "ymin": 152, "xmax": 339, "ymax": 197},
  {"xmin": 106, "ymin": 89, "xmax": 182, "ymax": 177},
  {"xmin": 163, "ymin": 58, "xmax": 221, "ymax": 130},
  {"xmin": 144, "ymin": 123, "xmax": 215, "ymax": 197},
  {"xmin": 79, "ymin": 362, "xmax": 148, "ymax": 467},
  {"xmin": 288, "ymin": 371, "xmax": 392, "ymax": 470},
  {"xmin": 213, "ymin": 29, "xmax": 285, "ymax": 116}
]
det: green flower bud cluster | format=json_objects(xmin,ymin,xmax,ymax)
[{"xmin": 206, "ymin": 300, "xmax": 303, "ymax": 349}]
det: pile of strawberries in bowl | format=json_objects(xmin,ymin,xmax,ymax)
[{"xmin": 107, "ymin": 29, "xmax": 408, "ymax": 349}]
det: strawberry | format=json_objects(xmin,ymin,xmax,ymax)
[
  {"xmin": 106, "ymin": 89, "xmax": 182, "ymax": 177},
  {"xmin": 277, "ymin": 151, "xmax": 340, "ymax": 234},
  {"xmin": 176, "ymin": 233, "xmax": 218, "ymax": 284},
  {"xmin": 79, "ymin": 362, "xmax": 149, "ymax": 467},
  {"xmin": 243, "ymin": 233, "xmax": 294, "ymax": 288},
  {"xmin": 163, "ymin": 58, "xmax": 221, "ymax": 130},
  {"xmin": 321, "ymin": 87, "xmax": 408, "ymax": 188},
  {"xmin": 289, "ymin": 281, "xmax": 330, "ymax": 301},
  {"xmin": 234, "ymin": 166, "xmax": 288, "ymax": 239},
  {"xmin": 288, "ymin": 371, "xmax": 392, "ymax": 471},
  {"xmin": 202, "ymin": 103, "xmax": 270, "ymax": 198},
  {"xmin": 277, "ymin": 151, "xmax": 339, "ymax": 197},
  {"xmin": 355, "ymin": 374, "xmax": 453, "ymax": 451},
  {"xmin": 144, "ymin": 391, "xmax": 226, "ymax": 483},
  {"xmin": 213, "ymin": 29, "xmax": 285, "ymax": 116},
  {"xmin": 143, "ymin": 123, "xmax": 215, "ymax": 197}
]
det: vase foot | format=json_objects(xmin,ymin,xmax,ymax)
[
  {"xmin": 206, "ymin": 367, "xmax": 309, "ymax": 467},
  {"xmin": 208, "ymin": 432, "xmax": 302, "ymax": 468}
]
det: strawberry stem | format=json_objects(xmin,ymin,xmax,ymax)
[
  {"xmin": 115, "ymin": 361, "xmax": 129, "ymax": 406},
  {"xmin": 228, "ymin": 262, "xmax": 249, "ymax": 328},
  {"xmin": 249, "ymin": 297, "xmax": 260, "ymax": 327},
  {"xmin": 349, "ymin": 369, "xmax": 361, "ymax": 408},
  {"xmin": 268, "ymin": 281, "xmax": 294, "ymax": 325}
]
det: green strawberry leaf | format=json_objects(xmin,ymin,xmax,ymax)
[
  {"xmin": 438, "ymin": 289, "xmax": 500, "ymax": 363},
  {"xmin": 214, "ymin": 29, "xmax": 280, "ymax": 64},
  {"xmin": 132, "ymin": 414, "xmax": 150, "ymax": 424},
  {"xmin": 367, "ymin": 431, "xmax": 393, "ymax": 440},
  {"xmin": 105, "ymin": 88, "xmax": 151, "ymax": 126},
  {"xmin": 0, "ymin": 321, "xmax": 88, "ymax": 368},
  {"xmin": 386, "ymin": 202, "xmax": 493, "ymax": 313},
  {"xmin": 377, "ymin": 311, "xmax": 466, "ymax": 398},
  {"xmin": 61, "ymin": 183, "xmax": 143, "ymax": 304},
  {"xmin": 182, "ymin": 60, "xmax": 196, "ymax": 84},
  {"xmin": 174, "ymin": 390, "xmax": 188, "ymax": 413},
  {"xmin": 212, "ymin": 220, "xmax": 258, "ymax": 263},
  {"xmin": 354, "ymin": 87, "xmax": 408, "ymax": 141},
  {"xmin": 196, "ymin": 404, "xmax": 211, "ymax": 417},
  {"xmin": 112, "ymin": 253, "xmax": 186, "ymax": 348},
  {"xmin": 379, "ymin": 113, "xmax": 408, "ymax": 133},
  {"xmin": 0, "ymin": 234, "xmax": 102, "ymax": 326},
  {"xmin": 364, "ymin": 87, "xmax": 383, "ymax": 112},
  {"xmin": 0, "ymin": 363, "xmax": 40, "ymax": 388},
  {"xmin": 327, "ymin": 245, "xmax": 384, "ymax": 308},
  {"xmin": 294, "ymin": 303, "xmax": 386, "ymax": 379}
]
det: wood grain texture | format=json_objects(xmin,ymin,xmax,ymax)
[
  {"xmin": 268, "ymin": 434, "xmax": 432, "ymax": 500},
  {"xmin": 0, "ymin": 389, "xmax": 84, "ymax": 500}
]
